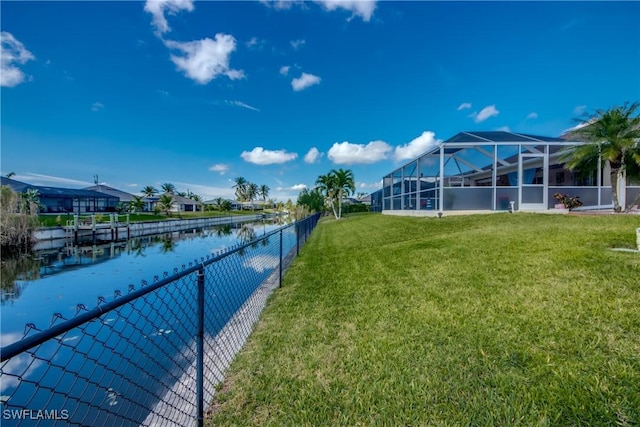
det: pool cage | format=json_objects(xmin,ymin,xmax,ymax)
[{"xmin": 382, "ymin": 131, "xmax": 639, "ymax": 213}]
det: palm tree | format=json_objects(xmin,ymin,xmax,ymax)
[
  {"xmin": 315, "ymin": 173, "xmax": 338, "ymax": 218},
  {"xmin": 562, "ymin": 102, "xmax": 640, "ymax": 212},
  {"xmin": 232, "ymin": 176, "xmax": 248, "ymax": 202},
  {"xmin": 141, "ymin": 185, "xmax": 158, "ymax": 198},
  {"xmin": 332, "ymin": 168, "xmax": 356, "ymax": 219},
  {"xmin": 221, "ymin": 200, "xmax": 232, "ymax": 212},
  {"xmin": 130, "ymin": 195, "xmax": 145, "ymax": 213},
  {"xmin": 247, "ymin": 183, "xmax": 259, "ymax": 207},
  {"xmin": 157, "ymin": 194, "xmax": 175, "ymax": 216},
  {"xmin": 161, "ymin": 183, "xmax": 176, "ymax": 194},
  {"xmin": 21, "ymin": 189, "xmax": 43, "ymax": 214},
  {"xmin": 258, "ymin": 184, "xmax": 270, "ymax": 209},
  {"xmin": 213, "ymin": 197, "xmax": 225, "ymax": 212}
]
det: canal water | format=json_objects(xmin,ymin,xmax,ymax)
[
  {"xmin": 1, "ymin": 218, "xmax": 293, "ymax": 426},
  {"xmin": 1, "ymin": 219, "xmax": 282, "ymax": 346}
]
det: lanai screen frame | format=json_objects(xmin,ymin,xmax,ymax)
[{"xmin": 381, "ymin": 131, "xmax": 612, "ymax": 212}]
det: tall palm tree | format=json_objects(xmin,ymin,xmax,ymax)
[
  {"xmin": 247, "ymin": 183, "xmax": 259, "ymax": 206},
  {"xmin": 161, "ymin": 183, "xmax": 176, "ymax": 194},
  {"xmin": 157, "ymin": 194, "xmax": 175, "ymax": 216},
  {"xmin": 315, "ymin": 173, "xmax": 338, "ymax": 218},
  {"xmin": 233, "ymin": 177, "xmax": 248, "ymax": 202},
  {"xmin": 331, "ymin": 168, "xmax": 356, "ymax": 219},
  {"xmin": 258, "ymin": 184, "xmax": 270, "ymax": 209},
  {"xmin": 562, "ymin": 101, "xmax": 640, "ymax": 212},
  {"xmin": 141, "ymin": 185, "xmax": 158, "ymax": 198}
]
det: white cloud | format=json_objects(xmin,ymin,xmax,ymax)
[
  {"xmin": 276, "ymin": 183, "xmax": 308, "ymax": 191},
  {"xmin": 359, "ymin": 180, "xmax": 383, "ymax": 189},
  {"xmin": 394, "ymin": 131, "xmax": 440, "ymax": 162},
  {"xmin": 126, "ymin": 183, "xmax": 138, "ymax": 188},
  {"xmin": 313, "ymin": 0, "xmax": 377, "ymax": 21},
  {"xmin": 304, "ymin": 147, "xmax": 323, "ymax": 164},
  {"xmin": 279, "ymin": 65, "xmax": 290, "ymax": 76},
  {"xmin": 241, "ymin": 147, "xmax": 298, "ymax": 165},
  {"xmin": 496, "ymin": 126, "xmax": 511, "ymax": 132},
  {"xmin": 290, "ymin": 39, "xmax": 306, "ymax": 49},
  {"xmin": 157, "ymin": 89, "xmax": 170, "ymax": 96},
  {"xmin": 469, "ymin": 105, "xmax": 499, "ymax": 123},
  {"xmin": 165, "ymin": 35, "xmax": 245, "ymax": 84},
  {"xmin": 225, "ymin": 100, "xmax": 260, "ymax": 112},
  {"xmin": 173, "ymin": 181, "xmax": 235, "ymax": 199},
  {"xmin": 91, "ymin": 102, "xmax": 104, "ymax": 112},
  {"xmin": 526, "ymin": 112, "xmax": 538, "ymax": 120},
  {"xmin": 261, "ymin": 0, "xmax": 376, "ymax": 21},
  {"xmin": 245, "ymin": 37, "xmax": 268, "ymax": 50},
  {"xmin": 0, "ymin": 32, "xmax": 35, "ymax": 87},
  {"xmin": 327, "ymin": 140, "xmax": 391, "ymax": 165},
  {"xmin": 144, "ymin": 0, "xmax": 194, "ymax": 36},
  {"xmin": 457, "ymin": 102, "xmax": 472, "ymax": 111},
  {"xmin": 291, "ymin": 72, "xmax": 321, "ymax": 91},
  {"xmin": 259, "ymin": 0, "xmax": 302, "ymax": 10},
  {"xmin": 209, "ymin": 164, "xmax": 229, "ymax": 175},
  {"xmin": 573, "ymin": 105, "xmax": 587, "ymax": 115},
  {"xmin": 561, "ymin": 119, "xmax": 595, "ymax": 136}
]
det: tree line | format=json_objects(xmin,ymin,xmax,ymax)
[{"xmin": 133, "ymin": 180, "xmax": 272, "ymax": 215}]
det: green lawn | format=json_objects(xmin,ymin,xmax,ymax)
[{"xmin": 208, "ymin": 213, "xmax": 639, "ymax": 426}]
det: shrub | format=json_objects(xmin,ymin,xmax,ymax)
[
  {"xmin": 343, "ymin": 203, "xmax": 370, "ymax": 214},
  {"xmin": 553, "ymin": 193, "xmax": 583, "ymax": 210},
  {"xmin": 1, "ymin": 186, "xmax": 40, "ymax": 254}
]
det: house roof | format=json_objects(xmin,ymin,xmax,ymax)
[
  {"xmin": 84, "ymin": 185, "xmax": 137, "ymax": 202},
  {"xmin": 445, "ymin": 131, "xmax": 566, "ymax": 144},
  {"xmin": 385, "ymin": 130, "xmax": 584, "ymax": 179},
  {"xmin": 168, "ymin": 194, "xmax": 203, "ymax": 205},
  {"xmin": 1, "ymin": 177, "xmax": 118, "ymax": 199},
  {"xmin": 1, "ymin": 177, "xmax": 32, "ymax": 192}
]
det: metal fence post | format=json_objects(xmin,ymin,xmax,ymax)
[
  {"xmin": 296, "ymin": 221, "xmax": 299, "ymax": 256},
  {"xmin": 196, "ymin": 266, "xmax": 205, "ymax": 427},
  {"xmin": 279, "ymin": 228, "xmax": 283, "ymax": 288}
]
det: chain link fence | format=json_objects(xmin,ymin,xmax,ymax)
[{"xmin": 1, "ymin": 213, "xmax": 321, "ymax": 426}]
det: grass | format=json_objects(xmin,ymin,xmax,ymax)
[{"xmin": 207, "ymin": 213, "xmax": 640, "ymax": 426}]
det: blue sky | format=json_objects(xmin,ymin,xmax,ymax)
[{"xmin": 2, "ymin": 1, "xmax": 639, "ymax": 202}]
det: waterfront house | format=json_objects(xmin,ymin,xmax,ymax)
[
  {"xmin": 380, "ymin": 131, "xmax": 640, "ymax": 214},
  {"xmin": 1, "ymin": 177, "xmax": 119, "ymax": 214}
]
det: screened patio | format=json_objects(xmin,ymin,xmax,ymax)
[{"xmin": 382, "ymin": 131, "xmax": 639, "ymax": 213}]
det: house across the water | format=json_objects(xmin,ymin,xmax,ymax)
[{"xmin": 1, "ymin": 177, "xmax": 119, "ymax": 214}]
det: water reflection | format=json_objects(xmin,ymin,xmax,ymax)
[
  {"xmin": 1, "ymin": 255, "xmax": 41, "ymax": 302},
  {"xmin": 0, "ymin": 221, "xmax": 280, "ymax": 305}
]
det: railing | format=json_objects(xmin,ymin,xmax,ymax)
[{"xmin": 1, "ymin": 213, "xmax": 321, "ymax": 426}]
